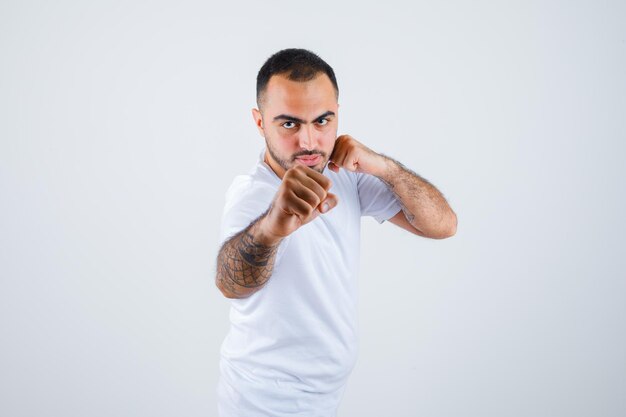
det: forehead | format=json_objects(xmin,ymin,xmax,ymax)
[{"xmin": 263, "ymin": 73, "xmax": 338, "ymax": 116}]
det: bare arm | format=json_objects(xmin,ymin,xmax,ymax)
[
  {"xmin": 215, "ymin": 213, "xmax": 283, "ymax": 299},
  {"xmin": 328, "ymin": 134, "xmax": 457, "ymax": 239},
  {"xmin": 215, "ymin": 165, "xmax": 338, "ymax": 299},
  {"xmin": 376, "ymin": 155, "xmax": 457, "ymax": 239}
]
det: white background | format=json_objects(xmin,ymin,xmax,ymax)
[{"xmin": 1, "ymin": 1, "xmax": 625, "ymax": 416}]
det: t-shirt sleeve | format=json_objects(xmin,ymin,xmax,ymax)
[
  {"xmin": 218, "ymin": 176, "xmax": 288, "ymax": 264},
  {"xmin": 219, "ymin": 176, "xmax": 275, "ymax": 244},
  {"xmin": 356, "ymin": 172, "xmax": 402, "ymax": 224}
]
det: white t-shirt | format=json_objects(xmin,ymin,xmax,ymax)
[{"xmin": 217, "ymin": 147, "xmax": 402, "ymax": 416}]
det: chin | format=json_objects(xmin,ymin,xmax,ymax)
[{"xmin": 314, "ymin": 160, "xmax": 330, "ymax": 174}]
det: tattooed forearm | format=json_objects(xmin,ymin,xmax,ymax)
[
  {"xmin": 216, "ymin": 215, "xmax": 282, "ymax": 299},
  {"xmin": 376, "ymin": 154, "xmax": 457, "ymax": 238}
]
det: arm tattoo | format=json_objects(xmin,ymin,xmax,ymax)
[{"xmin": 216, "ymin": 216, "xmax": 280, "ymax": 298}]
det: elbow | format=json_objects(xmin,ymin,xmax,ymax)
[
  {"xmin": 430, "ymin": 212, "xmax": 457, "ymax": 239},
  {"xmin": 215, "ymin": 275, "xmax": 238, "ymax": 299},
  {"xmin": 444, "ymin": 212, "xmax": 458, "ymax": 238},
  {"xmin": 222, "ymin": 292, "xmax": 241, "ymax": 300},
  {"xmin": 215, "ymin": 275, "xmax": 253, "ymax": 299},
  {"xmin": 217, "ymin": 286, "xmax": 241, "ymax": 300},
  {"xmin": 429, "ymin": 230, "xmax": 455, "ymax": 239},
  {"xmin": 217, "ymin": 285, "xmax": 242, "ymax": 299},
  {"xmin": 217, "ymin": 284, "xmax": 236, "ymax": 299}
]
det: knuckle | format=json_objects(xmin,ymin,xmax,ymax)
[
  {"xmin": 281, "ymin": 178, "xmax": 293, "ymax": 190},
  {"xmin": 310, "ymin": 193, "xmax": 321, "ymax": 207}
]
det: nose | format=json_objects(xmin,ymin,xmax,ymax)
[{"xmin": 298, "ymin": 124, "xmax": 316, "ymax": 150}]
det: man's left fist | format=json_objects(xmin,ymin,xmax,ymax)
[{"xmin": 327, "ymin": 134, "xmax": 387, "ymax": 176}]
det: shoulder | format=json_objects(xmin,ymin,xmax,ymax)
[
  {"xmin": 224, "ymin": 168, "xmax": 278, "ymax": 213},
  {"xmin": 226, "ymin": 161, "xmax": 279, "ymax": 197}
]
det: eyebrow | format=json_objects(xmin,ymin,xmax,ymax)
[{"xmin": 272, "ymin": 111, "xmax": 335, "ymax": 124}]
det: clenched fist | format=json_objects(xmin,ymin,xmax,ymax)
[
  {"xmin": 327, "ymin": 134, "xmax": 387, "ymax": 176},
  {"xmin": 260, "ymin": 164, "xmax": 338, "ymax": 240}
]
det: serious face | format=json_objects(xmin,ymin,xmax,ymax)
[{"xmin": 252, "ymin": 72, "xmax": 339, "ymax": 179}]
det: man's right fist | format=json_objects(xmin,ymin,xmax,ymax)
[{"xmin": 261, "ymin": 164, "xmax": 338, "ymax": 240}]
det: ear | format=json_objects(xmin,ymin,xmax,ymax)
[{"xmin": 251, "ymin": 108, "xmax": 265, "ymax": 138}]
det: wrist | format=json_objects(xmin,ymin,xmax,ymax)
[
  {"xmin": 253, "ymin": 215, "xmax": 283, "ymax": 247},
  {"xmin": 372, "ymin": 154, "xmax": 394, "ymax": 179}
]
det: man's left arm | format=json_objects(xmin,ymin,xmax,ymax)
[{"xmin": 328, "ymin": 135, "xmax": 457, "ymax": 239}]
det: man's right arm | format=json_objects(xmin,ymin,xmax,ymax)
[
  {"xmin": 216, "ymin": 164, "xmax": 338, "ymax": 299},
  {"xmin": 215, "ymin": 212, "xmax": 283, "ymax": 299}
]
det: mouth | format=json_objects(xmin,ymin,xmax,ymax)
[{"xmin": 294, "ymin": 154, "xmax": 322, "ymax": 167}]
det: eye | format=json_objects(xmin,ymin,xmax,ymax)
[
  {"xmin": 282, "ymin": 121, "xmax": 297, "ymax": 129},
  {"xmin": 317, "ymin": 118, "xmax": 329, "ymax": 126}
]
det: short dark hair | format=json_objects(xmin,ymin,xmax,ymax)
[{"xmin": 256, "ymin": 48, "xmax": 339, "ymax": 108}]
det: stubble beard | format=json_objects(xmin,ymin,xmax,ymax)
[{"xmin": 265, "ymin": 138, "xmax": 329, "ymax": 174}]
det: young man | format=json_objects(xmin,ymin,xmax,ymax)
[{"xmin": 215, "ymin": 48, "xmax": 457, "ymax": 416}]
